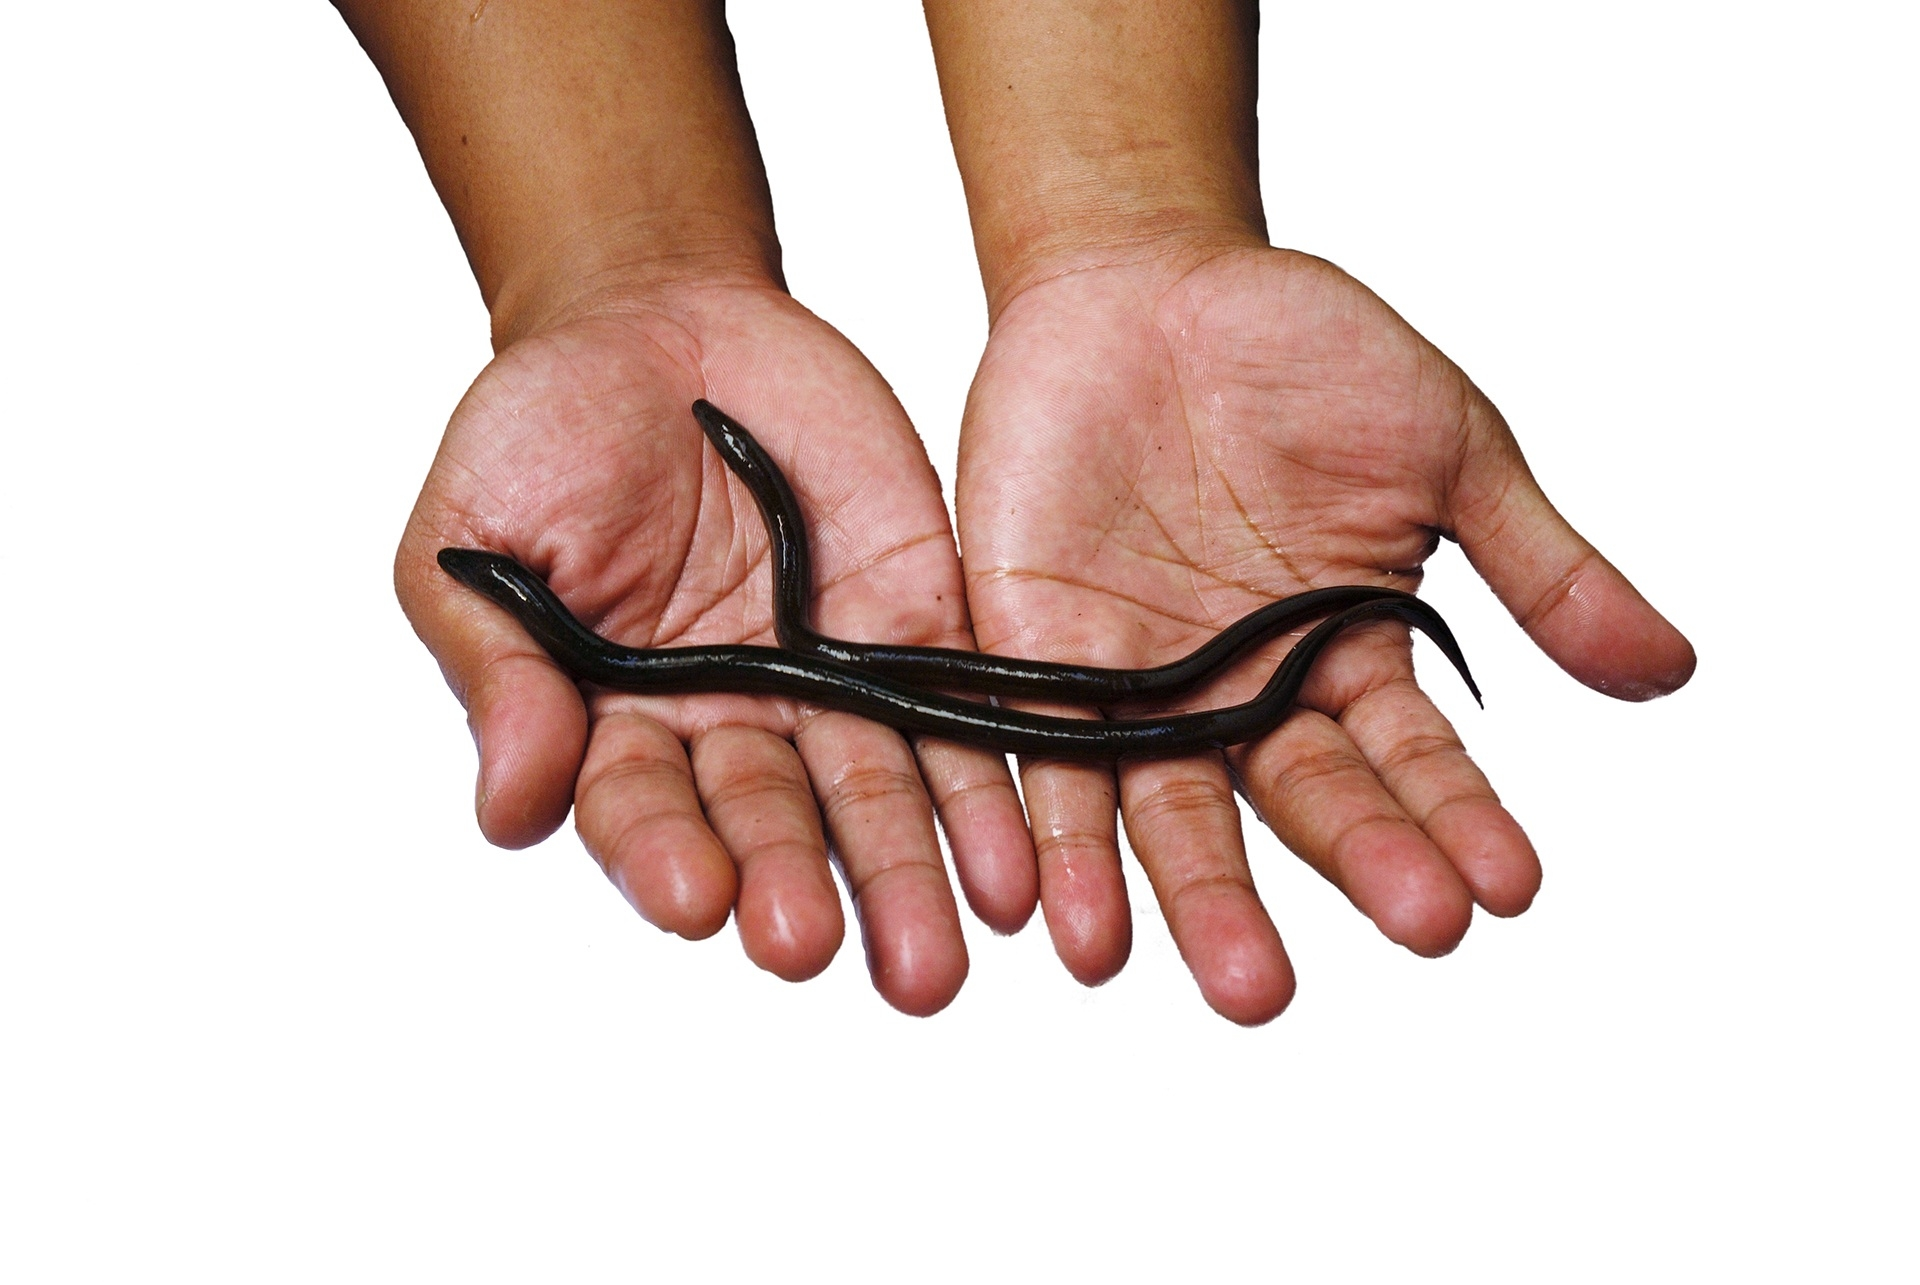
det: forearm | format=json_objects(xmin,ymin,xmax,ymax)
[
  {"xmin": 922, "ymin": 0, "xmax": 1265, "ymax": 318},
  {"xmin": 333, "ymin": 0, "xmax": 779, "ymax": 346}
]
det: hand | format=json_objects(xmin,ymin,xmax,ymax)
[
  {"xmin": 955, "ymin": 243, "xmax": 1696, "ymax": 1023},
  {"xmin": 396, "ymin": 278, "xmax": 1032, "ymax": 1014}
]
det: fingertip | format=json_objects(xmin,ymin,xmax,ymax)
[
  {"xmin": 1173, "ymin": 885, "xmax": 1296, "ymax": 1026},
  {"xmin": 469, "ymin": 659, "xmax": 588, "ymax": 849},
  {"xmin": 607, "ymin": 834, "xmax": 738, "ymax": 941},
  {"xmin": 1049, "ymin": 900, "xmax": 1133, "ymax": 987},
  {"xmin": 1479, "ymin": 873, "xmax": 1540, "ymax": 919},
  {"xmin": 1451, "ymin": 448, "xmax": 1697, "ymax": 704},
  {"xmin": 1207, "ymin": 963, "xmax": 1297, "ymax": 1028},
  {"xmin": 913, "ymin": 741, "xmax": 1039, "ymax": 935},
  {"xmin": 1466, "ymin": 829, "xmax": 1542, "ymax": 920},
  {"xmin": 970, "ymin": 890, "xmax": 1038, "ymax": 937},
  {"xmin": 1551, "ymin": 563, "xmax": 1698, "ymax": 702},
  {"xmin": 1656, "ymin": 633, "xmax": 1700, "ymax": 696},
  {"xmin": 1022, "ymin": 761, "xmax": 1131, "ymax": 986},
  {"xmin": 737, "ymin": 878, "xmax": 845, "ymax": 982},
  {"xmin": 957, "ymin": 835, "xmax": 1040, "ymax": 936},
  {"xmin": 947, "ymin": 784, "xmax": 1040, "ymax": 933},
  {"xmin": 1428, "ymin": 799, "xmax": 1542, "ymax": 919},
  {"xmin": 1596, "ymin": 623, "xmax": 1697, "ymax": 703},
  {"xmin": 858, "ymin": 875, "xmax": 971, "ymax": 1015},
  {"xmin": 1375, "ymin": 891, "xmax": 1473, "ymax": 958},
  {"xmin": 694, "ymin": 727, "xmax": 851, "ymax": 986},
  {"xmin": 1350, "ymin": 828, "xmax": 1475, "ymax": 958},
  {"xmin": 876, "ymin": 952, "xmax": 969, "ymax": 1018},
  {"xmin": 401, "ymin": 536, "xmax": 589, "ymax": 849}
]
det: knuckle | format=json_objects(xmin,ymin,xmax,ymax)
[
  {"xmin": 845, "ymin": 856, "xmax": 936, "ymax": 902},
  {"xmin": 1127, "ymin": 774, "xmax": 1235, "ymax": 832},
  {"xmin": 1273, "ymin": 744, "xmax": 1364, "ymax": 796},
  {"xmin": 701, "ymin": 771, "xmax": 805, "ymax": 819},
  {"xmin": 733, "ymin": 837, "xmax": 827, "ymax": 879},
  {"xmin": 1516, "ymin": 548, "xmax": 1602, "ymax": 634},
  {"xmin": 820, "ymin": 779, "xmax": 923, "ymax": 838},
  {"xmin": 930, "ymin": 774, "xmax": 1013, "ymax": 807},
  {"xmin": 1420, "ymin": 788, "xmax": 1499, "ymax": 828},
  {"xmin": 592, "ymin": 808, "xmax": 702, "ymax": 874},
  {"xmin": 578, "ymin": 753, "xmax": 685, "ymax": 803},
  {"xmin": 820, "ymin": 761, "xmax": 924, "ymax": 822},
  {"xmin": 1032, "ymin": 825, "xmax": 1114, "ymax": 863},
  {"xmin": 1372, "ymin": 730, "xmax": 1464, "ymax": 777},
  {"xmin": 1328, "ymin": 813, "xmax": 1419, "ymax": 868},
  {"xmin": 1166, "ymin": 870, "xmax": 1249, "ymax": 917}
]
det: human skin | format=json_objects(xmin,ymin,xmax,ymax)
[
  {"xmin": 924, "ymin": 0, "xmax": 1696, "ymax": 1023},
  {"xmin": 335, "ymin": 0, "xmax": 1038, "ymax": 1015}
]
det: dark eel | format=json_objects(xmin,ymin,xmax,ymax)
[
  {"xmin": 437, "ymin": 402, "xmax": 1478, "ymax": 758},
  {"xmin": 687, "ymin": 399, "xmax": 1459, "ymax": 701}
]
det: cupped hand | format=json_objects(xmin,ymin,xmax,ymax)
[
  {"xmin": 396, "ymin": 279, "xmax": 1035, "ymax": 1014},
  {"xmin": 955, "ymin": 244, "xmax": 1695, "ymax": 1024}
]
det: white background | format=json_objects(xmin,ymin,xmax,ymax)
[{"xmin": 1, "ymin": 2, "xmax": 1912, "ymax": 1280}]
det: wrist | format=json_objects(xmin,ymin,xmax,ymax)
[
  {"xmin": 925, "ymin": 0, "xmax": 1268, "ymax": 320},
  {"xmin": 339, "ymin": 0, "xmax": 783, "ymax": 348},
  {"xmin": 977, "ymin": 211, "xmax": 1266, "ymax": 324},
  {"xmin": 486, "ymin": 209, "xmax": 782, "ymax": 350}
]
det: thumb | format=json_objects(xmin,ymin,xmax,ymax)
[
  {"xmin": 1447, "ymin": 403, "xmax": 1696, "ymax": 701},
  {"xmin": 395, "ymin": 525, "xmax": 589, "ymax": 847}
]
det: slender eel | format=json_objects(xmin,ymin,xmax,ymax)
[
  {"xmin": 437, "ymin": 549, "xmax": 1473, "ymax": 757},
  {"xmin": 436, "ymin": 402, "xmax": 1480, "ymax": 758},
  {"xmin": 689, "ymin": 399, "xmax": 1454, "ymax": 701}
]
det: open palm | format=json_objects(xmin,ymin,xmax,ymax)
[
  {"xmin": 396, "ymin": 282, "xmax": 1031, "ymax": 1014},
  {"xmin": 956, "ymin": 246, "xmax": 1694, "ymax": 1023}
]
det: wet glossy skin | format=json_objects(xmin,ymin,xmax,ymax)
[
  {"xmin": 438, "ymin": 402, "xmax": 1480, "ymax": 757},
  {"xmin": 690, "ymin": 400, "xmax": 1457, "ymax": 701}
]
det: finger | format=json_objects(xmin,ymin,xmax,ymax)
[
  {"xmin": 911, "ymin": 738, "xmax": 1038, "ymax": 934},
  {"xmin": 1119, "ymin": 756, "xmax": 1295, "ymax": 1025},
  {"xmin": 797, "ymin": 714, "xmax": 969, "ymax": 1017},
  {"xmin": 1018, "ymin": 752, "xmax": 1131, "ymax": 986},
  {"xmin": 395, "ymin": 537, "xmax": 587, "ymax": 848},
  {"xmin": 1235, "ymin": 708, "xmax": 1475, "ymax": 958},
  {"xmin": 1448, "ymin": 405, "xmax": 1696, "ymax": 700},
  {"xmin": 1340, "ymin": 675, "xmax": 1542, "ymax": 917},
  {"xmin": 690, "ymin": 726, "xmax": 845, "ymax": 983},
  {"xmin": 573, "ymin": 710, "xmax": 737, "ymax": 939}
]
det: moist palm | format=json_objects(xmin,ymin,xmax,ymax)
[
  {"xmin": 396, "ymin": 281, "xmax": 1032, "ymax": 1015},
  {"xmin": 956, "ymin": 246, "xmax": 1693, "ymax": 1023}
]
